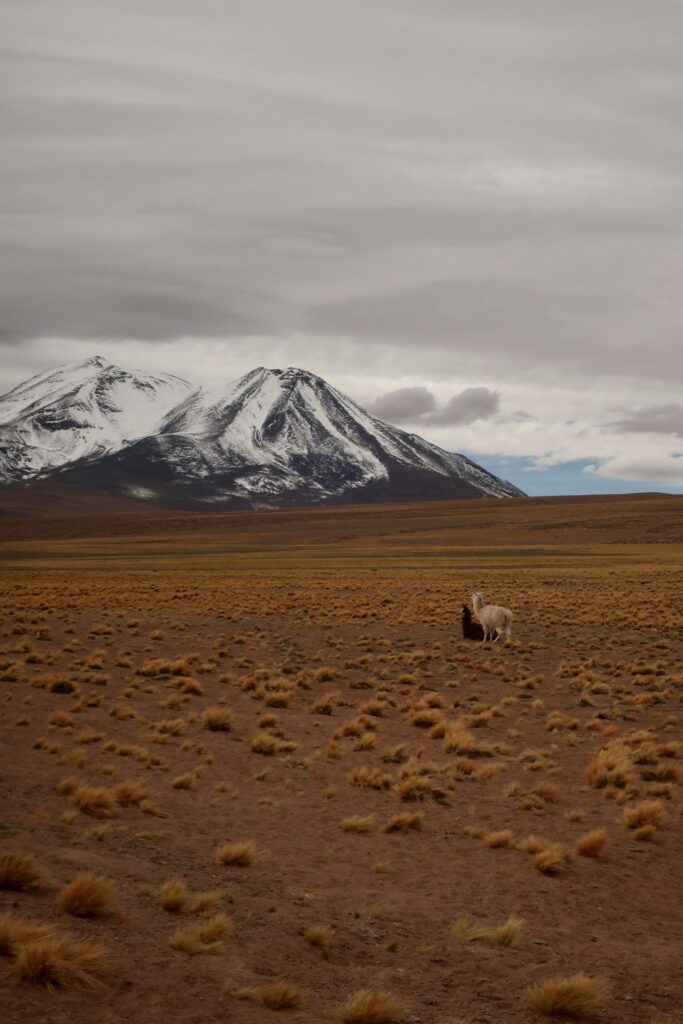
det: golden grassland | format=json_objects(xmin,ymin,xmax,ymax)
[{"xmin": 0, "ymin": 492, "xmax": 682, "ymax": 1023}]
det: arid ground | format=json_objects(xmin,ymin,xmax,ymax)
[{"xmin": 0, "ymin": 493, "xmax": 682, "ymax": 1023}]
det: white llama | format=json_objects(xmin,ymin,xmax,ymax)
[{"xmin": 471, "ymin": 591, "xmax": 513, "ymax": 643}]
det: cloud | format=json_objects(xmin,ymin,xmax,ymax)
[
  {"xmin": 585, "ymin": 453, "xmax": 683, "ymax": 483},
  {"xmin": 430, "ymin": 386, "xmax": 500, "ymax": 425},
  {"xmin": 1, "ymin": 0, "xmax": 683, "ymax": 498},
  {"xmin": 2, "ymin": 0, "xmax": 683, "ymax": 392},
  {"xmin": 368, "ymin": 386, "xmax": 436, "ymax": 422},
  {"xmin": 369, "ymin": 385, "xmax": 499, "ymax": 426},
  {"xmin": 608, "ymin": 403, "xmax": 683, "ymax": 437}
]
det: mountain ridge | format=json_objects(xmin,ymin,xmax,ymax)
[{"xmin": 0, "ymin": 358, "xmax": 524, "ymax": 507}]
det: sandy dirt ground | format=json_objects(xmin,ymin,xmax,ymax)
[{"xmin": 0, "ymin": 494, "xmax": 682, "ymax": 1023}]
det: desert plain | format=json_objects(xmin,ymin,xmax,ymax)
[{"xmin": 0, "ymin": 492, "xmax": 682, "ymax": 1023}]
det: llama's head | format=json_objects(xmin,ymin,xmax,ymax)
[
  {"xmin": 471, "ymin": 591, "xmax": 484, "ymax": 609},
  {"xmin": 461, "ymin": 604, "xmax": 470, "ymax": 619}
]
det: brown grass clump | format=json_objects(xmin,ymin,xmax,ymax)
[
  {"xmin": 335, "ymin": 988, "xmax": 403, "ymax": 1023},
  {"xmin": 586, "ymin": 741, "xmax": 633, "ymax": 791},
  {"xmin": 12, "ymin": 933, "xmax": 109, "ymax": 990},
  {"xmin": 534, "ymin": 843, "xmax": 571, "ymax": 875},
  {"xmin": 259, "ymin": 980, "xmax": 306, "ymax": 1009},
  {"xmin": 57, "ymin": 873, "xmax": 114, "ymax": 917},
  {"xmin": 575, "ymin": 829, "xmax": 607, "ymax": 858},
  {"xmin": 517, "ymin": 833, "xmax": 548, "ymax": 854},
  {"xmin": 170, "ymin": 913, "xmax": 232, "ymax": 955},
  {"xmin": 451, "ymin": 913, "xmax": 525, "ymax": 948},
  {"xmin": 304, "ymin": 924, "xmax": 333, "ymax": 949},
  {"xmin": 311, "ymin": 692, "xmax": 341, "ymax": 715},
  {"xmin": 250, "ymin": 731, "xmax": 297, "ymax": 755},
  {"xmin": 340, "ymin": 815, "xmax": 375, "ymax": 833},
  {"xmin": 485, "ymin": 829, "xmax": 515, "ymax": 848},
  {"xmin": 138, "ymin": 657, "xmax": 190, "ymax": 677},
  {"xmin": 631, "ymin": 825, "xmax": 656, "ymax": 841},
  {"xmin": 0, "ymin": 913, "xmax": 54, "ymax": 957},
  {"xmin": 443, "ymin": 722, "xmax": 479, "ymax": 755},
  {"xmin": 215, "ymin": 840, "xmax": 258, "ymax": 866},
  {"xmin": 382, "ymin": 812, "xmax": 424, "ymax": 833},
  {"xmin": 524, "ymin": 973, "xmax": 607, "ymax": 1017},
  {"xmin": 113, "ymin": 779, "xmax": 150, "ymax": 806},
  {"xmin": 190, "ymin": 890, "xmax": 224, "ymax": 915},
  {"xmin": 172, "ymin": 772, "xmax": 196, "ymax": 790},
  {"xmin": 622, "ymin": 799, "xmax": 664, "ymax": 830},
  {"xmin": 235, "ymin": 979, "xmax": 306, "ymax": 1010},
  {"xmin": 69, "ymin": 785, "xmax": 116, "ymax": 818},
  {"xmin": 202, "ymin": 706, "xmax": 233, "ymax": 731},
  {"xmin": 0, "ymin": 851, "xmax": 45, "ymax": 891},
  {"xmin": 160, "ymin": 878, "xmax": 189, "ymax": 912},
  {"xmin": 372, "ymin": 861, "xmax": 392, "ymax": 874}
]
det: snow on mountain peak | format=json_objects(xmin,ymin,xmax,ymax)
[
  {"xmin": 0, "ymin": 358, "xmax": 524, "ymax": 503},
  {"xmin": 0, "ymin": 357, "xmax": 192, "ymax": 481}
]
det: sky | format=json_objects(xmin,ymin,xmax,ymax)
[{"xmin": 2, "ymin": 0, "xmax": 683, "ymax": 496}]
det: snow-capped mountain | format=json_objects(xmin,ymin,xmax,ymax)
[
  {"xmin": 0, "ymin": 356, "xmax": 192, "ymax": 481},
  {"xmin": 0, "ymin": 359, "xmax": 524, "ymax": 506}
]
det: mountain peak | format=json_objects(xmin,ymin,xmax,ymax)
[
  {"xmin": 0, "ymin": 358, "xmax": 193, "ymax": 482},
  {"xmin": 0, "ymin": 359, "xmax": 524, "ymax": 503},
  {"xmin": 81, "ymin": 355, "xmax": 111, "ymax": 369},
  {"xmin": 250, "ymin": 366, "xmax": 314, "ymax": 380}
]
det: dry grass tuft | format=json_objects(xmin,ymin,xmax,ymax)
[
  {"xmin": 69, "ymin": 785, "xmax": 116, "ymax": 818},
  {"xmin": 524, "ymin": 973, "xmax": 607, "ymax": 1017},
  {"xmin": 202, "ymin": 706, "xmax": 233, "ymax": 731},
  {"xmin": 575, "ymin": 829, "xmax": 607, "ymax": 858},
  {"xmin": 251, "ymin": 730, "xmax": 297, "ymax": 755},
  {"xmin": 172, "ymin": 772, "xmax": 196, "ymax": 790},
  {"xmin": 160, "ymin": 878, "xmax": 189, "ymax": 912},
  {"xmin": 372, "ymin": 861, "xmax": 392, "ymax": 874},
  {"xmin": 57, "ymin": 873, "xmax": 114, "ymax": 917},
  {"xmin": 451, "ymin": 913, "xmax": 525, "ymax": 948},
  {"xmin": 0, "ymin": 851, "xmax": 45, "ymax": 891},
  {"xmin": 190, "ymin": 889, "xmax": 224, "ymax": 915},
  {"xmin": 586, "ymin": 741, "xmax": 633, "ymax": 791},
  {"xmin": 304, "ymin": 924, "xmax": 333, "ymax": 949},
  {"xmin": 382, "ymin": 812, "xmax": 424, "ymax": 833},
  {"xmin": 235, "ymin": 979, "xmax": 306, "ymax": 1010},
  {"xmin": 622, "ymin": 799, "xmax": 664, "ymax": 830},
  {"xmin": 170, "ymin": 913, "xmax": 232, "ymax": 955},
  {"xmin": 517, "ymin": 833, "xmax": 548, "ymax": 854},
  {"xmin": 112, "ymin": 779, "xmax": 150, "ymax": 806},
  {"xmin": 0, "ymin": 913, "xmax": 55, "ymax": 957},
  {"xmin": 335, "ymin": 988, "xmax": 403, "ymax": 1023},
  {"xmin": 12, "ymin": 933, "xmax": 109, "ymax": 990},
  {"xmin": 534, "ymin": 843, "xmax": 571, "ymax": 875},
  {"xmin": 632, "ymin": 824, "xmax": 657, "ymax": 842},
  {"xmin": 340, "ymin": 815, "xmax": 375, "ymax": 833},
  {"xmin": 485, "ymin": 829, "xmax": 515, "ymax": 849},
  {"xmin": 215, "ymin": 840, "xmax": 258, "ymax": 866}
]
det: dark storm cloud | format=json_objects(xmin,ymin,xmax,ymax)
[
  {"xmin": 1, "ymin": 0, "xmax": 683, "ymax": 397},
  {"xmin": 370, "ymin": 385, "xmax": 499, "ymax": 426},
  {"xmin": 609, "ymin": 403, "xmax": 683, "ymax": 438},
  {"xmin": 430, "ymin": 387, "xmax": 500, "ymax": 425},
  {"xmin": 368, "ymin": 386, "xmax": 437, "ymax": 423}
]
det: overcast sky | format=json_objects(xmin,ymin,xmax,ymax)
[{"xmin": 2, "ymin": 0, "xmax": 683, "ymax": 494}]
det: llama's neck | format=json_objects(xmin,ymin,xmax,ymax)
[{"xmin": 472, "ymin": 596, "xmax": 485, "ymax": 613}]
